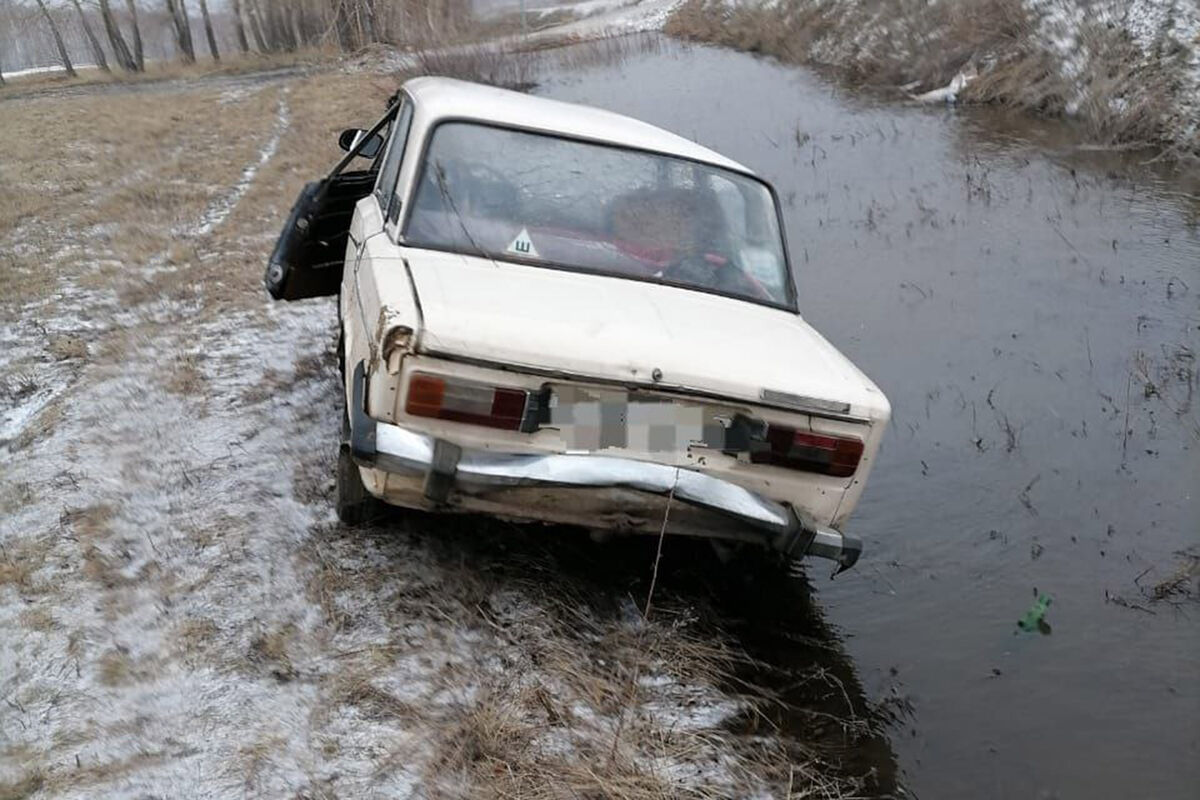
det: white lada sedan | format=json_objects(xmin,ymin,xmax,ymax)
[{"xmin": 266, "ymin": 77, "xmax": 890, "ymax": 572}]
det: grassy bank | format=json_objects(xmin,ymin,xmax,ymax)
[{"xmin": 665, "ymin": 0, "xmax": 1200, "ymax": 162}]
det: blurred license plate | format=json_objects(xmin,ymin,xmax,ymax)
[{"xmin": 548, "ymin": 385, "xmax": 724, "ymax": 453}]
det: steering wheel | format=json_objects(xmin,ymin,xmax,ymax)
[{"xmin": 661, "ymin": 250, "xmax": 771, "ymax": 301}]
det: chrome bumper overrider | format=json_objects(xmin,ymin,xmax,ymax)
[{"xmin": 348, "ymin": 363, "xmax": 861, "ymax": 571}]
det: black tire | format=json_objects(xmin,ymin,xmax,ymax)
[
  {"xmin": 337, "ymin": 402, "xmax": 385, "ymax": 526},
  {"xmin": 337, "ymin": 442, "xmax": 383, "ymax": 525},
  {"xmin": 336, "ymin": 328, "xmax": 346, "ymax": 383}
]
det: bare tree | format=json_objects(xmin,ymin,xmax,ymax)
[
  {"xmin": 295, "ymin": 1, "xmax": 325, "ymax": 45},
  {"xmin": 230, "ymin": 0, "xmax": 249, "ymax": 53},
  {"xmin": 196, "ymin": 0, "xmax": 218, "ymax": 60},
  {"xmin": 98, "ymin": 0, "xmax": 136, "ymax": 70},
  {"xmin": 124, "ymin": 0, "xmax": 143, "ymax": 70},
  {"xmin": 71, "ymin": 0, "xmax": 110, "ymax": 72},
  {"xmin": 273, "ymin": 0, "xmax": 297, "ymax": 49},
  {"xmin": 246, "ymin": 0, "xmax": 269, "ymax": 52},
  {"xmin": 164, "ymin": 0, "xmax": 195, "ymax": 62},
  {"xmin": 34, "ymin": 0, "xmax": 77, "ymax": 77}
]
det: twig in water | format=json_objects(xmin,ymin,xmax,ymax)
[
  {"xmin": 1050, "ymin": 222, "xmax": 1093, "ymax": 269},
  {"xmin": 1084, "ymin": 327, "xmax": 1094, "ymax": 374},
  {"xmin": 609, "ymin": 474, "xmax": 677, "ymax": 765},
  {"xmin": 1121, "ymin": 371, "xmax": 1132, "ymax": 460},
  {"xmin": 1105, "ymin": 590, "xmax": 1156, "ymax": 615},
  {"xmin": 643, "ymin": 473, "xmax": 677, "ymax": 621},
  {"xmin": 1018, "ymin": 474, "xmax": 1040, "ymax": 516}
]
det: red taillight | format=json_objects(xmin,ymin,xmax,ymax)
[
  {"xmin": 752, "ymin": 425, "xmax": 864, "ymax": 477},
  {"xmin": 405, "ymin": 373, "xmax": 529, "ymax": 431}
]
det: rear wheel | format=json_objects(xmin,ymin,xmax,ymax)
[{"xmin": 337, "ymin": 411, "xmax": 383, "ymax": 525}]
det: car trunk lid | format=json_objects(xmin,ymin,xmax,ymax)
[{"xmin": 403, "ymin": 249, "xmax": 889, "ymax": 421}]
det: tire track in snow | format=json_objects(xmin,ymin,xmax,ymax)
[
  {"xmin": 1, "ymin": 86, "xmax": 292, "ymax": 451},
  {"xmin": 192, "ymin": 87, "xmax": 291, "ymax": 237}
]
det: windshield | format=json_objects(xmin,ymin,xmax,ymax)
[{"xmin": 404, "ymin": 123, "xmax": 793, "ymax": 307}]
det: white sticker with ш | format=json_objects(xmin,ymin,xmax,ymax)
[{"xmin": 506, "ymin": 227, "xmax": 539, "ymax": 258}]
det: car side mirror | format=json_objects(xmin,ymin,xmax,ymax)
[{"xmin": 338, "ymin": 128, "xmax": 384, "ymax": 159}]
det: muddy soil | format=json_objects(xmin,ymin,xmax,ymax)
[{"xmin": 535, "ymin": 36, "xmax": 1199, "ymax": 799}]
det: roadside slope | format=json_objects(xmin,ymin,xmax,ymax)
[{"xmin": 665, "ymin": 0, "xmax": 1200, "ymax": 161}]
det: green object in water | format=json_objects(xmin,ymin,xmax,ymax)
[{"xmin": 1017, "ymin": 593, "xmax": 1052, "ymax": 632}]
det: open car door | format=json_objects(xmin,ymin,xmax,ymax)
[{"xmin": 265, "ymin": 104, "xmax": 399, "ymax": 301}]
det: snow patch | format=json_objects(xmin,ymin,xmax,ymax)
[{"xmin": 191, "ymin": 89, "xmax": 291, "ymax": 237}]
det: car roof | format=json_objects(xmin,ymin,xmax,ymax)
[{"xmin": 402, "ymin": 76, "xmax": 751, "ymax": 174}]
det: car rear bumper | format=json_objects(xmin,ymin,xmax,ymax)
[{"xmin": 348, "ymin": 362, "xmax": 861, "ymax": 571}]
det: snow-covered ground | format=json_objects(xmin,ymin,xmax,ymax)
[{"xmin": 1030, "ymin": 0, "xmax": 1200, "ymax": 149}]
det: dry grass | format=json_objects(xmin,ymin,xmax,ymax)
[
  {"xmin": 0, "ymin": 478, "xmax": 35, "ymax": 514},
  {"xmin": 0, "ymin": 535, "xmax": 53, "ymax": 591},
  {"xmin": 666, "ymin": 0, "xmax": 1045, "ymax": 95},
  {"xmin": 296, "ymin": 522, "xmax": 868, "ymax": 798},
  {"xmin": 248, "ymin": 624, "xmax": 299, "ymax": 681},
  {"xmin": 0, "ymin": 48, "xmax": 333, "ymax": 100},
  {"xmin": 0, "ymin": 79, "xmax": 289, "ymax": 316},
  {"xmin": 162, "ymin": 351, "xmax": 207, "ymax": 396},
  {"xmin": 331, "ymin": 673, "xmax": 422, "ymax": 720},
  {"xmin": 18, "ymin": 607, "xmax": 57, "ymax": 632},
  {"xmin": 9, "ymin": 401, "xmax": 64, "ymax": 451},
  {"xmin": 174, "ymin": 616, "xmax": 220, "ymax": 660},
  {"xmin": 34, "ymin": 751, "xmax": 170, "ymax": 795},
  {"xmin": 414, "ymin": 44, "xmax": 539, "ymax": 90},
  {"xmin": 666, "ymin": 0, "xmax": 1196, "ymax": 157},
  {"xmin": 409, "ymin": 30, "xmax": 664, "ymax": 92},
  {"xmin": 97, "ymin": 648, "xmax": 139, "ymax": 687},
  {"xmin": 0, "ymin": 771, "xmax": 44, "ymax": 800},
  {"xmin": 1140, "ymin": 549, "xmax": 1200, "ymax": 605},
  {"xmin": 47, "ymin": 334, "xmax": 88, "ymax": 361},
  {"xmin": 239, "ymin": 735, "xmax": 288, "ymax": 792}
]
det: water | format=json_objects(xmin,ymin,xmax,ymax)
[{"xmin": 537, "ymin": 36, "xmax": 1200, "ymax": 799}]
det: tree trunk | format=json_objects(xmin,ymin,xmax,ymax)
[
  {"xmin": 124, "ymin": 0, "xmax": 144, "ymax": 70},
  {"xmin": 177, "ymin": 0, "xmax": 197, "ymax": 62},
  {"xmin": 264, "ymin": 0, "xmax": 294, "ymax": 51},
  {"xmin": 230, "ymin": 0, "xmax": 250, "ymax": 53},
  {"xmin": 279, "ymin": 1, "xmax": 298, "ymax": 50},
  {"xmin": 34, "ymin": 0, "xmax": 77, "ymax": 77},
  {"xmin": 69, "ymin": 0, "xmax": 110, "ymax": 72},
  {"xmin": 286, "ymin": 2, "xmax": 303, "ymax": 50},
  {"xmin": 334, "ymin": 0, "xmax": 356, "ymax": 50},
  {"xmin": 164, "ymin": 0, "xmax": 196, "ymax": 62},
  {"xmin": 364, "ymin": 0, "xmax": 379, "ymax": 44},
  {"xmin": 98, "ymin": 0, "xmax": 136, "ymax": 71},
  {"xmin": 246, "ymin": 0, "xmax": 270, "ymax": 52},
  {"xmin": 197, "ymin": 0, "xmax": 219, "ymax": 61}
]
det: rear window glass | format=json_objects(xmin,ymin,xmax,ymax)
[{"xmin": 404, "ymin": 122, "xmax": 793, "ymax": 307}]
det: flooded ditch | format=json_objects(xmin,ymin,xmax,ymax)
[{"xmin": 535, "ymin": 35, "xmax": 1199, "ymax": 799}]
